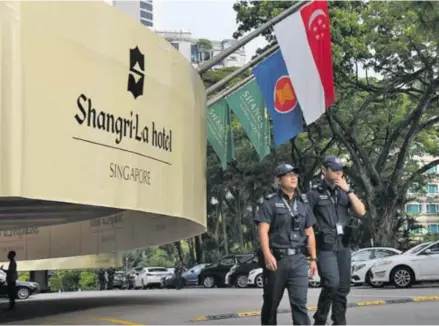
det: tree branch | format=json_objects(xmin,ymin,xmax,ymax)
[
  {"xmin": 418, "ymin": 115, "xmax": 439, "ymax": 131},
  {"xmin": 376, "ymin": 79, "xmax": 439, "ymax": 172},
  {"xmin": 390, "ymin": 79, "xmax": 439, "ymax": 192},
  {"xmin": 401, "ymin": 159, "xmax": 439, "ymax": 194},
  {"xmin": 330, "ymin": 110, "xmax": 381, "ymax": 187}
]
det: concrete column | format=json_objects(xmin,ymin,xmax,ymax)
[{"xmin": 30, "ymin": 270, "xmax": 49, "ymax": 292}]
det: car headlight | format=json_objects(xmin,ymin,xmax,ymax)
[
  {"xmin": 353, "ymin": 263, "xmax": 366, "ymax": 272},
  {"xmin": 372, "ymin": 260, "xmax": 393, "ymax": 268}
]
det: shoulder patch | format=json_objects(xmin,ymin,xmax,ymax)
[
  {"xmin": 301, "ymin": 194, "xmax": 308, "ymax": 203},
  {"xmin": 265, "ymin": 193, "xmax": 276, "ymax": 200}
]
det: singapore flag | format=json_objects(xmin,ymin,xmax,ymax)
[{"xmin": 274, "ymin": 0, "xmax": 335, "ymax": 125}]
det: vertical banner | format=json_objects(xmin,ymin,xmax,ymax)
[
  {"xmin": 226, "ymin": 80, "xmax": 271, "ymax": 160},
  {"xmin": 207, "ymin": 99, "xmax": 235, "ymax": 170}
]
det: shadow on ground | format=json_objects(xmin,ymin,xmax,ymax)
[{"xmin": 0, "ymin": 292, "xmax": 185, "ymax": 323}]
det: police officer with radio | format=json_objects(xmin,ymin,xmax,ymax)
[
  {"xmin": 256, "ymin": 164, "xmax": 317, "ymax": 325},
  {"xmin": 307, "ymin": 156, "xmax": 366, "ymax": 325}
]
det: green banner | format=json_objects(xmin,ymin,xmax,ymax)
[
  {"xmin": 207, "ymin": 99, "xmax": 235, "ymax": 170},
  {"xmin": 226, "ymin": 79, "xmax": 271, "ymax": 160}
]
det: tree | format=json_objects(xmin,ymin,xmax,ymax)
[{"xmin": 233, "ymin": 1, "xmax": 439, "ymax": 246}]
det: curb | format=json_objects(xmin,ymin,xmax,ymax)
[{"xmin": 189, "ymin": 296, "xmax": 439, "ymax": 322}]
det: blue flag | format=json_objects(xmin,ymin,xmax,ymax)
[{"xmin": 252, "ymin": 50, "xmax": 304, "ymax": 146}]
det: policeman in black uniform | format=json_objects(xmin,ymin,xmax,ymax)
[
  {"xmin": 256, "ymin": 163, "xmax": 318, "ymax": 325},
  {"xmin": 307, "ymin": 156, "xmax": 366, "ymax": 325}
]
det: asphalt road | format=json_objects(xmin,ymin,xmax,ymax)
[{"xmin": 0, "ymin": 285, "xmax": 438, "ymax": 325}]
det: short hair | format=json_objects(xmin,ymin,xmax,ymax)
[{"xmin": 8, "ymin": 251, "xmax": 16, "ymax": 258}]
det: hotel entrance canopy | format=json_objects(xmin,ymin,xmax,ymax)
[{"xmin": 0, "ymin": 1, "xmax": 206, "ymax": 260}]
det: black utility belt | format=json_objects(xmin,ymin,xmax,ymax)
[{"xmin": 272, "ymin": 247, "xmax": 303, "ymax": 256}]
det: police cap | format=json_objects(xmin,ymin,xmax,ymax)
[
  {"xmin": 274, "ymin": 163, "xmax": 300, "ymax": 177},
  {"xmin": 323, "ymin": 155, "xmax": 345, "ymax": 171}
]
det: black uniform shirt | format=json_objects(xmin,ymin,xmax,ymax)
[
  {"xmin": 255, "ymin": 190, "xmax": 316, "ymax": 249},
  {"xmin": 307, "ymin": 181, "xmax": 352, "ymax": 249}
]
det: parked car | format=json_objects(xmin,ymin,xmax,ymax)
[
  {"xmin": 182, "ymin": 263, "xmax": 207, "ymax": 286},
  {"xmin": 134, "ymin": 267, "xmax": 173, "ymax": 289},
  {"xmin": 198, "ymin": 253, "xmax": 255, "ymax": 288},
  {"xmin": 351, "ymin": 247, "xmax": 402, "ymax": 287},
  {"xmin": 112, "ymin": 271, "xmax": 129, "ymax": 289},
  {"xmin": 226, "ymin": 254, "xmax": 259, "ymax": 288},
  {"xmin": 0, "ymin": 272, "xmax": 39, "ymax": 300},
  {"xmin": 370, "ymin": 240, "xmax": 439, "ymax": 288}
]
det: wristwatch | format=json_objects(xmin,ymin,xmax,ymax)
[
  {"xmin": 346, "ymin": 189, "xmax": 353, "ymax": 195},
  {"xmin": 309, "ymin": 258, "xmax": 316, "ymax": 262}
]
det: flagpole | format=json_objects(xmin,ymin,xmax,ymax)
[
  {"xmin": 196, "ymin": 0, "xmax": 310, "ymax": 74},
  {"xmin": 207, "ymin": 75, "xmax": 254, "ymax": 107},
  {"xmin": 205, "ymin": 44, "xmax": 279, "ymax": 96}
]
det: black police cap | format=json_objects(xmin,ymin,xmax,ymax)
[{"xmin": 274, "ymin": 164, "xmax": 300, "ymax": 177}]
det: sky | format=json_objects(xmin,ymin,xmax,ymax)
[{"xmin": 154, "ymin": 0, "xmax": 268, "ymax": 62}]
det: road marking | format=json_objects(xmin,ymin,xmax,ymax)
[
  {"xmin": 189, "ymin": 296, "xmax": 439, "ymax": 322},
  {"xmin": 100, "ymin": 318, "xmax": 143, "ymax": 325}
]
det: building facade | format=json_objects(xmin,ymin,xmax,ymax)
[
  {"xmin": 406, "ymin": 154, "xmax": 439, "ymax": 236},
  {"xmin": 155, "ymin": 29, "xmax": 246, "ymax": 69},
  {"xmin": 109, "ymin": 0, "xmax": 154, "ymax": 28}
]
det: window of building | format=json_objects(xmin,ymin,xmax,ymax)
[
  {"xmin": 141, "ymin": 19, "xmax": 153, "ymax": 27},
  {"xmin": 406, "ymin": 204, "xmax": 421, "ymax": 213},
  {"xmin": 427, "ymin": 184, "xmax": 438, "ymax": 194},
  {"xmin": 140, "ymin": 1, "xmax": 153, "ymax": 11},
  {"xmin": 426, "ymin": 204, "xmax": 438, "ymax": 214},
  {"xmin": 170, "ymin": 42, "xmax": 179, "ymax": 50},
  {"xmin": 427, "ymin": 224, "xmax": 439, "ymax": 233},
  {"xmin": 190, "ymin": 44, "xmax": 199, "ymax": 63},
  {"xmin": 140, "ymin": 10, "xmax": 153, "ymax": 20}
]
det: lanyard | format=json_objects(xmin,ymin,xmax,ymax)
[
  {"xmin": 281, "ymin": 197, "xmax": 298, "ymax": 217},
  {"xmin": 326, "ymin": 189, "xmax": 338, "ymax": 205}
]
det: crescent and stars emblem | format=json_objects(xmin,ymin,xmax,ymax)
[{"xmin": 307, "ymin": 8, "xmax": 329, "ymax": 41}]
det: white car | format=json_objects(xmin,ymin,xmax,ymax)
[
  {"xmin": 247, "ymin": 264, "xmax": 321, "ymax": 288},
  {"xmin": 351, "ymin": 247, "xmax": 402, "ymax": 287},
  {"xmin": 248, "ymin": 267, "xmax": 263, "ymax": 288},
  {"xmin": 370, "ymin": 240, "xmax": 439, "ymax": 288},
  {"xmin": 134, "ymin": 267, "xmax": 173, "ymax": 289}
]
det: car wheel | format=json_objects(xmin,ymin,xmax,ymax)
[
  {"xmin": 366, "ymin": 270, "xmax": 385, "ymax": 288},
  {"xmin": 17, "ymin": 287, "xmax": 30, "ymax": 300},
  {"xmin": 202, "ymin": 276, "xmax": 215, "ymax": 288},
  {"xmin": 235, "ymin": 275, "xmax": 248, "ymax": 288},
  {"xmin": 391, "ymin": 266, "xmax": 414, "ymax": 289},
  {"xmin": 255, "ymin": 274, "xmax": 264, "ymax": 288}
]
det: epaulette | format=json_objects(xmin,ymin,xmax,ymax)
[
  {"xmin": 265, "ymin": 193, "xmax": 277, "ymax": 200},
  {"xmin": 301, "ymin": 194, "xmax": 308, "ymax": 203}
]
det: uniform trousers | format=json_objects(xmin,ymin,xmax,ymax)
[
  {"xmin": 261, "ymin": 253, "xmax": 310, "ymax": 325},
  {"xmin": 314, "ymin": 248, "xmax": 351, "ymax": 325}
]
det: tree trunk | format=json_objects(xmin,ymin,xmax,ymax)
[
  {"xmin": 221, "ymin": 202, "xmax": 229, "ymax": 254},
  {"xmin": 194, "ymin": 235, "xmax": 203, "ymax": 263},
  {"xmin": 237, "ymin": 195, "xmax": 244, "ymax": 250},
  {"xmin": 174, "ymin": 241, "xmax": 184, "ymax": 263}
]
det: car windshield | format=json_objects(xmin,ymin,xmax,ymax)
[{"xmin": 403, "ymin": 243, "xmax": 430, "ymax": 255}]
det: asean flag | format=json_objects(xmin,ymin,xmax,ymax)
[
  {"xmin": 252, "ymin": 50, "xmax": 304, "ymax": 146},
  {"xmin": 273, "ymin": 0, "xmax": 335, "ymax": 125}
]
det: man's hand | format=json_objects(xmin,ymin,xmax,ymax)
[
  {"xmin": 334, "ymin": 178, "xmax": 350, "ymax": 192},
  {"xmin": 264, "ymin": 253, "xmax": 278, "ymax": 271},
  {"xmin": 309, "ymin": 261, "xmax": 317, "ymax": 277}
]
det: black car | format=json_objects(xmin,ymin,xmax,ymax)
[
  {"xmin": 227, "ymin": 253, "xmax": 260, "ymax": 288},
  {"xmin": 0, "ymin": 279, "xmax": 40, "ymax": 300},
  {"xmin": 198, "ymin": 253, "xmax": 255, "ymax": 288}
]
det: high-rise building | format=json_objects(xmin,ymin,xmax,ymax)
[
  {"xmin": 139, "ymin": 0, "xmax": 154, "ymax": 28},
  {"xmin": 155, "ymin": 29, "xmax": 246, "ymax": 69},
  {"xmin": 108, "ymin": 0, "xmax": 154, "ymax": 28}
]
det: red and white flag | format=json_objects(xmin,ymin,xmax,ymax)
[{"xmin": 273, "ymin": 0, "xmax": 335, "ymax": 125}]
